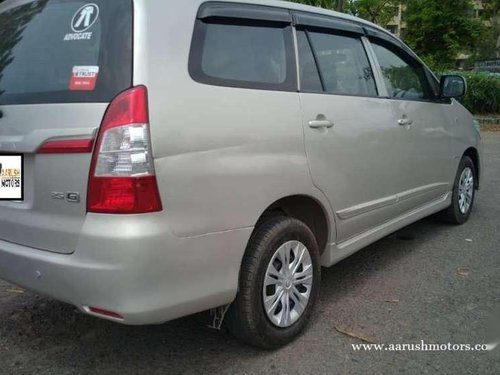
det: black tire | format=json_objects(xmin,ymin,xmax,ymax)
[
  {"xmin": 441, "ymin": 156, "xmax": 476, "ymax": 225},
  {"xmin": 225, "ymin": 216, "xmax": 321, "ymax": 349}
]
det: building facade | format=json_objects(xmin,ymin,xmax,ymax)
[{"xmin": 386, "ymin": 4, "xmax": 406, "ymax": 37}]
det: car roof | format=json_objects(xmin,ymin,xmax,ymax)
[{"xmin": 199, "ymin": 0, "xmax": 394, "ymax": 36}]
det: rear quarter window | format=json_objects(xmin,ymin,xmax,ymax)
[
  {"xmin": 0, "ymin": 0, "xmax": 132, "ymax": 105},
  {"xmin": 189, "ymin": 19, "xmax": 297, "ymax": 92}
]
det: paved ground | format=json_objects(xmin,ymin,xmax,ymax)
[{"xmin": 1, "ymin": 133, "xmax": 500, "ymax": 375}]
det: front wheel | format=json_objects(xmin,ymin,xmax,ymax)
[
  {"xmin": 225, "ymin": 217, "xmax": 321, "ymax": 349},
  {"xmin": 441, "ymin": 156, "xmax": 476, "ymax": 225}
]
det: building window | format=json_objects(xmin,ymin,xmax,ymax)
[{"xmin": 387, "ymin": 25, "xmax": 399, "ymax": 35}]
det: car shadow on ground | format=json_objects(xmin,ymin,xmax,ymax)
[{"xmin": 0, "ymin": 215, "xmax": 455, "ymax": 371}]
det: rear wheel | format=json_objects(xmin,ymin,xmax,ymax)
[
  {"xmin": 225, "ymin": 217, "xmax": 321, "ymax": 349},
  {"xmin": 441, "ymin": 156, "xmax": 476, "ymax": 224}
]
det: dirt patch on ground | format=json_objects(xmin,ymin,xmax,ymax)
[{"xmin": 477, "ymin": 115, "xmax": 500, "ymax": 131}]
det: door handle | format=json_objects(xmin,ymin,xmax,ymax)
[{"xmin": 308, "ymin": 119, "xmax": 334, "ymax": 129}]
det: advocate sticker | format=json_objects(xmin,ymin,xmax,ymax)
[
  {"xmin": 69, "ymin": 66, "xmax": 99, "ymax": 91},
  {"xmin": 64, "ymin": 3, "xmax": 99, "ymax": 41},
  {"xmin": 0, "ymin": 155, "xmax": 23, "ymax": 201}
]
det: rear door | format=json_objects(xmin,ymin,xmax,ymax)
[
  {"xmin": 369, "ymin": 39, "xmax": 453, "ymax": 212},
  {"xmin": 295, "ymin": 14, "xmax": 407, "ymax": 242},
  {"xmin": 0, "ymin": 0, "xmax": 132, "ymax": 253}
]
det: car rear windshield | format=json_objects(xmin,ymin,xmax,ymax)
[{"xmin": 0, "ymin": 0, "xmax": 132, "ymax": 105}]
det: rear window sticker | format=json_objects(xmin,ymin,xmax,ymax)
[
  {"xmin": 72, "ymin": 4, "xmax": 99, "ymax": 33},
  {"xmin": 64, "ymin": 32, "xmax": 93, "ymax": 41},
  {"xmin": 69, "ymin": 66, "xmax": 100, "ymax": 91},
  {"xmin": 64, "ymin": 3, "xmax": 99, "ymax": 41}
]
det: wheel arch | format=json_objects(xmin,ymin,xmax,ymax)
[
  {"xmin": 463, "ymin": 147, "xmax": 480, "ymax": 188},
  {"xmin": 252, "ymin": 195, "xmax": 331, "ymax": 255}
]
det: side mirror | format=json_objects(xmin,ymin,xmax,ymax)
[{"xmin": 440, "ymin": 75, "xmax": 467, "ymax": 99}]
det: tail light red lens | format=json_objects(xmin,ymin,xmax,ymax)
[
  {"xmin": 88, "ymin": 176, "xmax": 161, "ymax": 214},
  {"xmin": 87, "ymin": 86, "xmax": 162, "ymax": 214}
]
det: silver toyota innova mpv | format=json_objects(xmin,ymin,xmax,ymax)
[{"xmin": 0, "ymin": 0, "xmax": 482, "ymax": 348}]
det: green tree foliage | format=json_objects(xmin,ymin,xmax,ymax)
[
  {"xmin": 348, "ymin": 0, "xmax": 401, "ymax": 26},
  {"xmin": 403, "ymin": 0, "xmax": 486, "ymax": 71},
  {"xmin": 476, "ymin": 0, "xmax": 500, "ymax": 59},
  {"xmin": 453, "ymin": 71, "xmax": 500, "ymax": 114},
  {"xmin": 291, "ymin": 0, "xmax": 400, "ymax": 27},
  {"xmin": 291, "ymin": 0, "xmax": 348, "ymax": 12},
  {"xmin": 481, "ymin": 0, "xmax": 500, "ymax": 17},
  {"xmin": 475, "ymin": 23, "xmax": 499, "ymax": 60}
]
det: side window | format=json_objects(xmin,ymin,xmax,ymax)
[
  {"xmin": 297, "ymin": 31, "xmax": 322, "ymax": 92},
  {"xmin": 189, "ymin": 20, "xmax": 296, "ymax": 91},
  {"xmin": 371, "ymin": 43, "xmax": 433, "ymax": 100},
  {"xmin": 305, "ymin": 31, "xmax": 378, "ymax": 97}
]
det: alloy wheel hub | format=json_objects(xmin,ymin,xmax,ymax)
[
  {"xmin": 262, "ymin": 241, "xmax": 313, "ymax": 328},
  {"xmin": 458, "ymin": 167, "xmax": 474, "ymax": 214}
]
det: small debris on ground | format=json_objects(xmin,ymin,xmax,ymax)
[
  {"xmin": 6, "ymin": 289, "xmax": 24, "ymax": 294},
  {"xmin": 457, "ymin": 267, "xmax": 470, "ymax": 277},
  {"xmin": 334, "ymin": 326, "xmax": 375, "ymax": 343},
  {"xmin": 385, "ymin": 299, "xmax": 400, "ymax": 304}
]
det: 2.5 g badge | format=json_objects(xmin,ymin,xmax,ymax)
[{"xmin": 0, "ymin": 155, "xmax": 24, "ymax": 201}]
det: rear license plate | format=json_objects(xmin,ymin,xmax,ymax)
[{"xmin": 0, "ymin": 154, "xmax": 24, "ymax": 201}]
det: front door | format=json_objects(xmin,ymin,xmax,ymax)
[
  {"xmin": 296, "ymin": 27, "xmax": 407, "ymax": 242},
  {"xmin": 369, "ymin": 41, "xmax": 453, "ymax": 213}
]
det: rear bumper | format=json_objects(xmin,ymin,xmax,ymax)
[{"xmin": 0, "ymin": 213, "xmax": 252, "ymax": 325}]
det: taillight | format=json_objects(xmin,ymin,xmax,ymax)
[{"xmin": 87, "ymin": 86, "xmax": 162, "ymax": 214}]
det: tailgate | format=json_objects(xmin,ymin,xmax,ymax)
[{"xmin": 0, "ymin": 0, "xmax": 132, "ymax": 254}]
